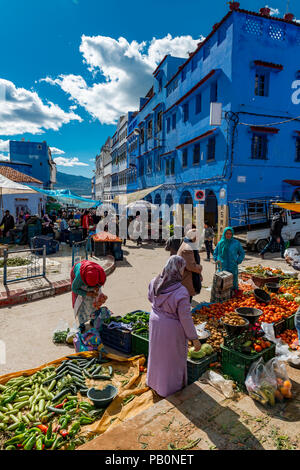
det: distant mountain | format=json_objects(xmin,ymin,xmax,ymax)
[{"xmin": 55, "ymin": 171, "xmax": 92, "ymax": 197}]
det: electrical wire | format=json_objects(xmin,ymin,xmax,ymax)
[{"xmin": 239, "ymin": 115, "xmax": 300, "ymax": 127}]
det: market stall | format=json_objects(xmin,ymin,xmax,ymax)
[{"xmin": 0, "ymin": 350, "xmax": 156, "ymax": 451}]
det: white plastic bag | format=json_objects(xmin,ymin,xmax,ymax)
[
  {"xmin": 199, "ymin": 370, "xmax": 236, "ymax": 399},
  {"xmin": 245, "ymin": 358, "xmax": 277, "ymax": 407},
  {"xmin": 261, "ymin": 323, "xmax": 300, "ymax": 365},
  {"xmin": 52, "ymin": 319, "xmax": 70, "ymax": 344},
  {"xmin": 195, "ymin": 322, "xmax": 210, "ymax": 340}
]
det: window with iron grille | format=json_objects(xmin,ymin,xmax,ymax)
[
  {"xmin": 251, "ymin": 134, "xmax": 268, "ymax": 160},
  {"xmin": 183, "ymin": 103, "xmax": 189, "ymax": 123},
  {"xmin": 170, "ymin": 157, "xmax": 175, "ymax": 175},
  {"xmin": 182, "ymin": 148, "xmax": 188, "ymax": 168},
  {"xmin": 210, "ymin": 81, "xmax": 218, "ymax": 102},
  {"xmin": 195, "ymin": 93, "xmax": 202, "ymax": 114},
  {"xmin": 296, "ymin": 137, "xmax": 300, "ymax": 162},
  {"xmin": 165, "ymin": 159, "xmax": 170, "ymax": 176},
  {"xmin": 156, "ymin": 154, "xmax": 161, "ymax": 171},
  {"xmin": 167, "ymin": 117, "xmax": 171, "ymax": 133},
  {"xmin": 140, "ymin": 128, "xmax": 144, "ymax": 144},
  {"xmin": 255, "ymin": 72, "xmax": 269, "ymax": 97},
  {"xmin": 182, "ymin": 68, "xmax": 187, "ymax": 82},
  {"xmin": 172, "ymin": 113, "xmax": 176, "ymax": 130},
  {"xmin": 193, "ymin": 143, "xmax": 200, "ymax": 165},
  {"xmin": 207, "ymin": 136, "xmax": 216, "ymax": 161},
  {"xmin": 156, "ymin": 111, "xmax": 162, "ymax": 132},
  {"xmin": 158, "ymin": 77, "xmax": 162, "ymax": 92},
  {"xmin": 147, "ymin": 155, "xmax": 152, "ymax": 174},
  {"xmin": 139, "ymin": 156, "xmax": 144, "ymax": 176},
  {"xmin": 147, "ymin": 120, "xmax": 153, "ymax": 139}
]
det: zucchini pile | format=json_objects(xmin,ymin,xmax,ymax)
[{"xmin": 0, "ymin": 356, "xmax": 115, "ymax": 450}]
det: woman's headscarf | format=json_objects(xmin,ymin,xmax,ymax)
[
  {"xmin": 153, "ymin": 255, "xmax": 186, "ymax": 296},
  {"xmin": 218, "ymin": 227, "xmax": 234, "ymax": 257},
  {"xmin": 80, "ymin": 260, "xmax": 106, "ymax": 287}
]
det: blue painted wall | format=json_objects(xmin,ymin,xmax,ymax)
[
  {"xmin": 124, "ymin": 8, "xmax": 300, "ymax": 226},
  {"xmin": 9, "ymin": 140, "xmax": 53, "ymax": 189}
]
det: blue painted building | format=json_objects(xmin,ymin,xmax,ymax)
[
  {"xmin": 2, "ymin": 140, "xmax": 57, "ymax": 189},
  {"xmin": 125, "ymin": 3, "xmax": 300, "ymax": 229}
]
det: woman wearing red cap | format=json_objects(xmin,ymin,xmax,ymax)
[{"xmin": 71, "ymin": 260, "xmax": 107, "ymax": 333}]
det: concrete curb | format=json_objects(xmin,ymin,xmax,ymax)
[{"xmin": 0, "ymin": 255, "xmax": 116, "ymax": 308}]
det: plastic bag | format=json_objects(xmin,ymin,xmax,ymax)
[
  {"xmin": 73, "ymin": 328, "xmax": 102, "ymax": 353},
  {"xmin": 66, "ymin": 322, "xmax": 78, "ymax": 345},
  {"xmin": 261, "ymin": 323, "xmax": 300, "ymax": 365},
  {"xmin": 93, "ymin": 306, "xmax": 112, "ymax": 330},
  {"xmin": 52, "ymin": 319, "xmax": 70, "ymax": 344},
  {"xmin": 245, "ymin": 358, "xmax": 277, "ymax": 407},
  {"xmin": 265, "ymin": 358, "xmax": 292, "ymax": 401},
  {"xmin": 195, "ymin": 322, "xmax": 210, "ymax": 340},
  {"xmin": 199, "ymin": 370, "xmax": 236, "ymax": 399}
]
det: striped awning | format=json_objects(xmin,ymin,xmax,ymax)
[{"xmin": 112, "ymin": 184, "xmax": 162, "ymax": 204}]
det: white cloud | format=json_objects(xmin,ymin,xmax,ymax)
[
  {"xmin": 0, "ymin": 79, "xmax": 82, "ymax": 136},
  {"xmin": 50, "ymin": 147, "xmax": 65, "ymax": 155},
  {"xmin": 42, "ymin": 33, "xmax": 201, "ymax": 125},
  {"xmin": 0, "ymin": 139, "xmax": 9, "ymax": 152},
  {"xmin": 266, "ymin": 5, "xmax": 280, "ymax": 16},
  {"xmin": 0, "ymin": 154, "xmax": 10, "ymax": 161},
  {"xmin": 54, "ymin": 156, "xmax": 89, "ymax": 167}
]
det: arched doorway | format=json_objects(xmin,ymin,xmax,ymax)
[
  {"xmin": 205, "ymin": 190, "xmax": 218, "ymax": 227},
  {"xmin": 154, "ymin": 194, "xmax": 161, "ymax": 205},
  {"xmin": 144, "ymin": 194, "xmax": 152, "ymax": 203},
  {"xmin": 179, "ymin": 190, "xmax": 194, "ymax": 227}
]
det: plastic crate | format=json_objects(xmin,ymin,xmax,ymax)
[
  {"xmin": 284, "ymin": 314, "xmax": 296, "ymax": 331},
  {"xmin": 221, "ymin": 342, "xmax": 276, "ymax": 385},
  {"xmin": 31, "ymin": 236, "xmax": 59, "ymax": 255},
  {"xmin": 191, "ymin": 302, "xmax": 213, "ymax": 314},
  {"xmin": 69, "ymin": 230, "xmax": 83, "ymax": 247},
  {"xmin": 187, "ymin": 352, "xmax": 218, "ymax": 385},
  {"xmin": 131, "ymin": 330, "xmax": 149, "ymax": 357},
  {"xmin": 101, "ymin": 323, "xmax": 132, "ymax": 354}
]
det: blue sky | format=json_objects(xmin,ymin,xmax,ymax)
[{"xmin": 0, "ymin": 0, "xmax": 299, "ymax": 177}]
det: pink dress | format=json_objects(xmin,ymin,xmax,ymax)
[{"xmin": 146, "ymin": 279, "xmax": 198, "ymax": 398}]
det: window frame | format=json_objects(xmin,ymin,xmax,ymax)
[
  {"xmin": 207, "ymin": 136, "xmax": 216, "ymax": 162},
  {"xmin": 172, "ymin": 113, "xmax": 176, "ymax": 130},
  {"xmin": 167, "ymin": 117, "xmax": 171, "ymax": 133},
  {"xmin": 193, "ymin": 143, "xmax": 200, "ymax": 165},
  {"xmin": 195, "ymin": 93, "xmax": 202, "ymax": 115},
  {"xmin": 182, "ymin": 148, "xmax": 188, "ymax": 168},
  {"xmin": 255, "ymin": 71, "xmax": 270, "ymax": 97},
  {"xmin": 183, "ymin": 102, "xmax": 189, "ymax": 123},
  {"xmin": 251, "ymin": 133, "xmax": 268, "ymax": 160}
]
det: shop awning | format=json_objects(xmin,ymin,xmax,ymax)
[
  {"xmin": 26, "ymin": 186, "xmax": 101, "ymax": 208},
  {"xmin": 112, "ymin": 185, "xmax": 163, "ymax": 204},
  {"xmin": 273, "ymin": 202, "xmax": 300, "ymax": 213}
]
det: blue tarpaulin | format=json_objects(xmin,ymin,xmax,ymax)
[{"xmin": 26, "ymin": 187, "xmax": 101, "ymax": 208}]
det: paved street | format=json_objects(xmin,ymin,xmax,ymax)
[
  {"xmin": 0, "ymin": 240, "xmax": 295, "ymax": 375},
  {"xmin": 0, "ymin": 241, "xmax": 299, "ymax": 450}
]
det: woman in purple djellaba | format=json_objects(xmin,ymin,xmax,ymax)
[{"xmin": 146, "ymin": 255, "xmax": 201, "ymax": 398}]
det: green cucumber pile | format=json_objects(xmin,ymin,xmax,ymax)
[
  {"xmin": 0, "ymin": 355, "xmax": 115, "ymax": 450},
  {"xmin": 103, "ymin": 310, "xmax": 149, "ymax": 334}
]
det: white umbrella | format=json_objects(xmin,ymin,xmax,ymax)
[
  {"xmin": 0, "ymin": 174, "xmax": 37, "ymax": 218},
  {"xmin": 0, "ymin": 174, "xmax": 37, "ymax": 194},
  {"xmin": 125, "ymin": 200, "xmax": 157, "ymax": 212}
]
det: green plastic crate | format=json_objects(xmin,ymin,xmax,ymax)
[
  {"xmin": 284, "ymin": 314, "xmax": 296, "ymax": 331},
  {"xmin": 131, "ymin": 330, "xmax": 149, "ymax": 357},
  {"xmin": 187, "ymin": 353, "xmax": 218, "ymax": 385},
  {"xmin": 221, "ymin": 342, "xmax": 276, "ymax": 385}
]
